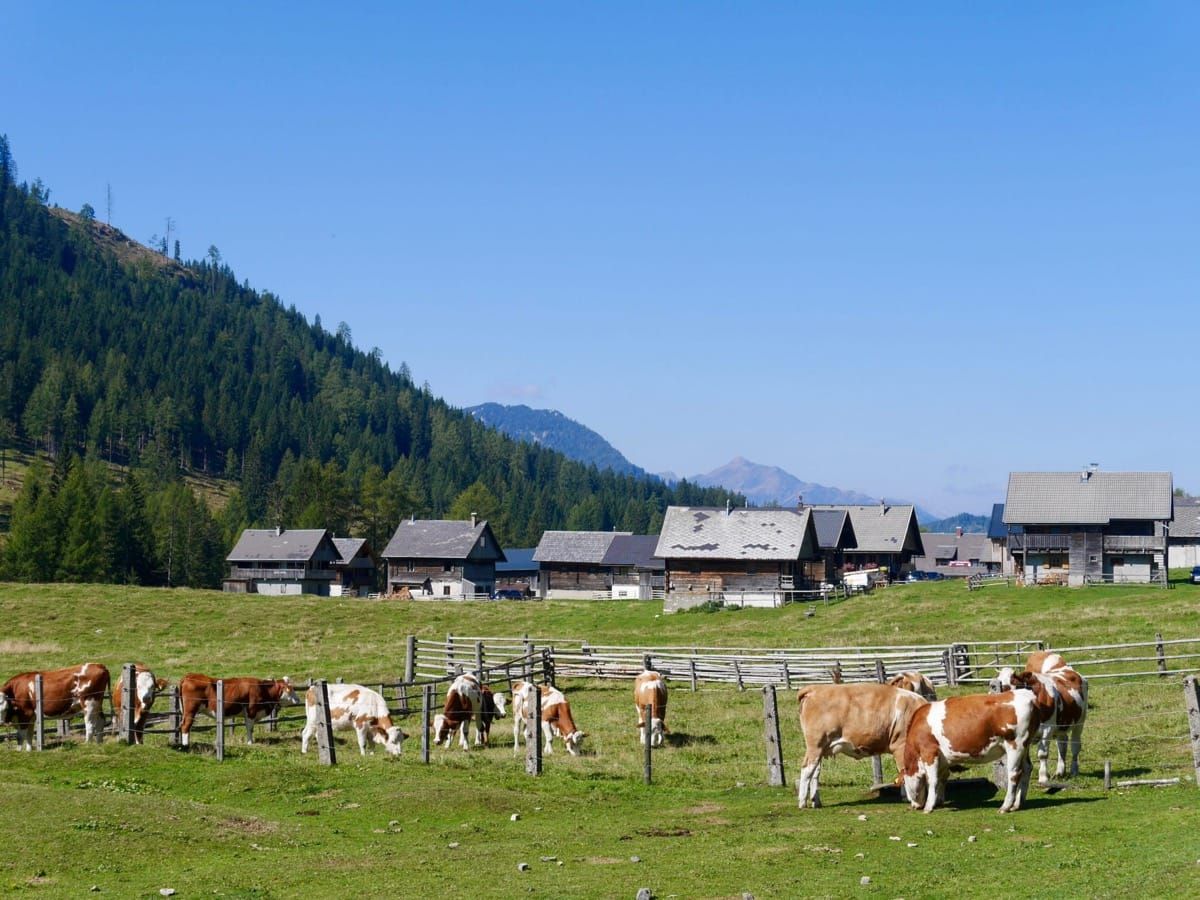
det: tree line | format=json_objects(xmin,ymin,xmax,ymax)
[{"xmin": 0, "ymin": 135, "xmax": 738, "ymax": 587}]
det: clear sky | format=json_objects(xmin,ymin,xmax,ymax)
[{"xmin": 4, "ymin": 3, "xmax": 1198, "ymax": 516}]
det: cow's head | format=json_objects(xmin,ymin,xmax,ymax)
[
  {"xmin": 648, "ymin": 717, "xmax": 665, "ymax": 748},
  {"xmin": 563, "ymin": 730, "xmax": 586, "ymax": 756},
  {"xmin": 432, "ymin": 714, "xmax": 451, "ymax": 746},
  {"xmin": 1007, "ymin": 671, "xmax": 1041, "ymax": 693},
  {"xmin": 492, "ymin": 693, "xmax": 507, "ymax": 718},
  {"xmin": 0, "ymin": 688, "xmax": 10, "ymax": 723},
  {"xmin": 889, "ymin": 671, "xmax": 938, "ymax": 701},
  {"xmin": 277, "ymin": 677, "xmax": 301, "ymax": 706},
  {"xmin": 372, "ymin": 720, "xmax": 407, "ymax": 756},
  {"xmin": 988, "ymin": 666, "xmax": 1016, "ymax": 694}
]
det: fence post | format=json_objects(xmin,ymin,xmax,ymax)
[
  {"xmin": 215, "ymin": 680, "xmax": 225, "ymax": 762},
  {"xmin": 783, "ymin": 660, "xmax": 792, "ymax": 691},
  {"xmin": 421, "ymin": 684, "xmax": 433, "ymax": 764},
  {"xmin": 831, "ymin": 662, "xmax": 842, "ymax": 684},
  {"xmin": 643, "ymin": 653, "xmax": 653, "ymax": 672},
  {"xmin": 689, "ymin": 658, "xmax": 698, "ymax": 693},
  {"xmin": 643, "ymin": 703, "xmax": 653, "ymax": 785},
  {"xmin": 734, "ymin": 660, "xmax": 744, "ymax": 692},
  {"xmin": 58, "ymin": 719, "xmax": 70, "ymax": 739},
  {"xmin": 121, "ymin": 663, "xmax": 136, "ymax": 745},
  {"xmin": 871, "ymin": 663, "xmax": 886, "ymax": 786},
  {"xmin": 763, "ymin": 684, "xmax": 786, "ymax": 787},
  {"xmin": 475, "ymin": 641, "xmax": 485, "ymax": 679},
  {"xmin": 311, "ymin": 679, "xmax": 337, "ymax": 766},
  {"xmin": 1104, "ymin": 759, "xmax": 1112, "ymax": 791},
  {"xmin": 525, "ymin": 681, "xmax": 543, "ymax": 776},
  {"xmin": 34, "ymin": 674, "xmax": 44, "ymax": 751},
  {"xmin": 543, "ymin": 648, "xmax": 555, "ymax": 687},
  {"xmin": 523, "ymin": 634, "xmax": 533, "ymax": 679},
  {"xmin": 1156, "ymin": 633, "xmax": 1167, "ymax": 677},
  {"xmin": 942, "ymin": 649, "xmax": 958, "ymax": 687},
  {"xmin": 446, "ymin": 633, "xmax": 455, "ymax": 676},
  {"xmin": 405, "ymin": 634, "xmax": 416, "ymax": 684},
  {"xmin": 396, "ymin": 681, "xmax": 410, "ymax": 717},
  {"xmin": 168, "ymin": 686, "xmax": 181, "ymax": 748},
  {"xmin": 1184, "ymin": 676, "xmax": 1200, "ymax": 787}
]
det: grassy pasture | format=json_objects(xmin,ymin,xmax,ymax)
[{"xmin": 1, "ymin": 580, "xmax": 1198, "ymax": 898}]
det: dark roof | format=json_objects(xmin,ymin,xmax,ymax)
[
  {"xmin": 1004, "ymin": 471, "xmax": 1173, "ymax": 525},
  {"xmin": 227, "ymin": 529, "xmax": 335, "ymax": 563},
  {"xmin": 496, "ymin": 548, "xmax": 539, "ymax": 574},
  {"xmin": 811, "ymin": 509, "xmax": 857, "ymax": 550},
  {"xmin": 601, "ymin": 534, "xmax": 664, "ymax": 571},
  {"xmin": 534, "ymin": 531, "xmax": 629, "ymax": 564},
  {"xmin": 1170, "ymin": 500, "xmax": 1200, "ymax": 539},
  {"xmin": 381, "ymin": 519, "xmax": 506, "ymax": 563},
  {"xmin": 987, "ymin": 503, "xmax": 1009, "ymax": 539},
  {"xmin": 332, "ymin": 537, "xmax": 367, "ymax": 562},
  {"xmin": 807, "ymin": 504, "xmax": 922, "ymax": 554}
]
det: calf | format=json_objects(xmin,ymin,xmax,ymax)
[
  {"xmin": 990, "ymin": 653, "xmax": 1088, "ymax": 783},
  {"xmin": 301, "ymin": 683, "xmax": 407, "ymax": 756},
  {"xmin": 887, "ymin": 671, "xmax": 938, "ymax": 701},
  {"xmin": 902, "ymin": 683, "xmax": 1041, "ymax": 814},
  {"xmin": 511, "ymin": 680, "xmax": 586, "ymax": 756},
  {"xmin": 478, "ymin": 685, "xmax": 507, "ymax": 746},
  {"xmin": 633, "ymin": 670, "xmax": 668, "ymax": 747},
  {"xmin": 178, "ymin": 674, "xmax": 299, "ymax": 747},
  {"xmin": 795, "ymin": 682, "xmax": 931, "ymax": 808},
  {"xmin": 111, "ymin": 664, "xmax": 169, "ymax": 745},
  {"xmin": 0, "ymin": 663, "xmax": 110, "ymax": 749},
  {"xmin": 433, "ymin": 673, "xmax": 482, "ymax": 750}
]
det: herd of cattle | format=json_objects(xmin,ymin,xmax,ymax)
[{"xmin": 0, "ymin": 653, "xmax": 1086, "ymax": 814}]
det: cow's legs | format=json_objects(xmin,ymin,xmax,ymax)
[
  {"xmin": 999, "ymin": 743, "xmax": 1027, "ymax": 812},
  {"xmin": 300, "ymin": 718, "xmax": 314, "ymax": 753},
  {"xmin": 457, "ymin": 721, "xmax": 470, "ymax": 751},
  {"xmin": 180, "ymin": 706, "xmax": 197, "ymax": 748},
  {"xmin": 512, "ymin": 714, "xmax": 523, "ymax": 755},
  {"xmin": 1067, "ymin": 723, "xmax": 1083, "ymax": 777},
  {"xmin": 16, "ymin": 724, "xmax": 32, "ymax": 752},
  {"xmin": 356, "ymin": 725, "xmax": 371, "ymax": 755},
  {"xmin": 1036, "ymin": 724, "xmax": 1052, "ymax": 785},
  {"xmin": 245, "ymin": 714, "xmax": 254, "ymax": 744},
  {"xmin": 797, "ymin": 749, "xmax": 823, "ymax": 809},
  {"xmin": 922, "ymin": 759, "xmax": 942, "ymax": 814},
  {"xmin": 83, "ymin": 698, "xmax": 104, "ymax": 743},
  {"xmin": 541, "ymin": 720, "xmax": 555, "ymax": 754}
]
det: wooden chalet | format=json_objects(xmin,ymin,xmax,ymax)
[
  {"xmin": 533, "ymin": 530, "xmax": 632, "ymax": 599},
  {"xmin": 224, "ymin": 527, "xmax": 341, "ymax": 596},
  {"xmin": 1168, "ymin": 499, "xmax": 1200, "ymax": 570},
  {"xmin": 381, "ymin": 515, "xmax": 506, "ymax": 599},
  {"xmin": 1004, "ymin": 469, "xmax": 1173, "ymax": 586},
  {"xmin": 804, "ymin": 508, "xmax": 857, "ymax": 585},
  {"xmin": 331, "ymin": 537, "xmax": 377, "ymax": 597},
  {"xmin": 912, "ymin": 528, "xmax": 998, "ymax": 577},
  {"xmin": 807, "ymin": 502, "xmax": 923, "ymax": 579},
  {"xmin": 654, "ymin": 505, "xmax": 819, "ymax": 601}
]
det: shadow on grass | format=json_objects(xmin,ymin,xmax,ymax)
[
  {"xmin": 664, "ymin": 733, "xmax": 717, "ymax": 748},
  {"xmin": 1102, "ymin": 766, "xmax": 1151, "ymax": 778}
]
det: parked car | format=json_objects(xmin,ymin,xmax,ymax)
[
  {"xmin": 490, "ymin": 588, "xmax": 526, "ymax": 600},
  {"xmin": 1191, "ymin": 566, "xmax": 1200, "ymax": 585}
]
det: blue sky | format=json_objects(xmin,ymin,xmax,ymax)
[{"xmin": 4, "ymin": 3, "xmax": 1198, "ymax": 515}]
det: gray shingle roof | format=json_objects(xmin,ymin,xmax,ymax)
[
  {"xmin": 654, "ymin": 507, "xmax": 817, "ymax": 561},
  {"xmin": 227, "ymin": 529, "xmax": 332, "ymax": 563},
  {"xmin": 1003, "ymin": 472, "xmax": 1173, "ymax": 525},
  {"xmin": 332, "ymin": 538, "xmax": 367, "ymax": 562},
  {"xmin": 913, "ymin": 531, "xmax": 994, "ymax": 569},
  {"xmin": 1170, "ymin": 500, "xmax": 1200, "ymax": 539},
  {"xmin": 811, "ymin": 509, "xmax": 856, "ymax": 550},
  {"xmin": 807, "ymin": 504, "xmax": 922, "ymax": 553},
  {"xmin": 534, "ymin": 531, "xmax": 629, "ymax": 564},
  {"xmin": 601, "ymin": 534, "xmax": 664, "ymax": 571},
  {"xmin": 381, "ymin": 519, "xmax": 505, "ymax": 562}
]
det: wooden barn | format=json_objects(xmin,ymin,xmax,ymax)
[
  {"xmin": 1168, "ymin": 499, "xmax": 1200, "ymax": 570},
  {"xmin": 224, "ymin": 527, "xmax": 341, "ymax": 596},
  {"xmin": 1004, "ymin": 469, "xmax": 1173, "ymax": 586},
  {"xmin": 533, "ymin": 530, "xmax": 631, "ymax": 599},
  {"xmin": 807, "ymin": 502, "xmax": 923, "ymax": 580},
  {"xmin": 804, "ymin": 507, "xmax": 857, "ymax": 585},
  {"xmin": 331, "ymin": 537, "xmax": 377, "ymax": 597},
  {"xmin": 381, "ymin": 515, "xmax": 506, "ymax": 599},
  {"xmin": 654, "ymin": 505, "xmax": 819, "ymax": 602}
]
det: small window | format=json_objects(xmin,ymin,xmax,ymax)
[{"xmin": 443, "ymin": 563, "xmax": 453, "ymax": 573}]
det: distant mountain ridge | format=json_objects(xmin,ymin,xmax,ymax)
[
  {"xmin": 466, "ymin": 403, "xmax": 645, "ymax": 477},
  {"xmin": 920, "ymin": 513, "xmax": 990, "ymax": 533}
]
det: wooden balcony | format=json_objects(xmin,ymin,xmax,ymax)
[
  {"xmin": 228, "ymin": 567, "xmax": 335, "ymax": 581},
  {"xmin": 1102, "ymin": 535, "xmax": 1163, "ymax": 553},
  {"xmin": 1008, "ymin": 534, "xmax": 1070, "ymax": 552}
]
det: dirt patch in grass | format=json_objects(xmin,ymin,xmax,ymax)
[
  {"xmin": 636, "ymin": 827, "xmax": 693, "ymax": 837},
  {"xmin": 0, "ymin": 639, "xmax": 63, "ymax": 655},
  {"xmin": 212, "ymin": 814, "xmax": 279, "ymax": 835},
  {"xmin": 584, "ymin": 856, "xmax": 625, "ymax": 865},
  {"xmin": 683, "ymin": 802, "xmax": 724, "ymax": 815}
]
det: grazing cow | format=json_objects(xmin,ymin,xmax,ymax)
[
  {"xmin": 901, "ymin": 682, "xmax": 1041, "ymax": 814},
  {"xmin": 0, "ymin": 663, "xmax": 110, "ymax": 750},
  {"xmin": 111, "ymin": 663, "xmax": 169, "ymax": 745},
  {"xmin": 477, "ymin": 685, "xmax": 507, "ymax": 746},
  {"xmin": 301, "ymin": 683, "xmax": 407, "ymax": 756},
  {"xmin": 633, "ymin": 670, "xmax": 668, "ymax": 747},
  {"xmin": 432, "ymin": 673, "xmax": 483, "ymax": 750},
  {"xmin": 178, "ymin": 674, "xmax": 300, "ymax": 747},
  {"xmin": 795, "ymin": 682, "xmax": 931, "ymax": 808},
  {"xmin": 887, "ymin": 671, "xmax": 938, "ymax": 701},
  {"xmin": 511, "ymin": 680, "xmax": 586, "ymax": 756},
  {"xmin": 990, "ymin": 652, "xmax": 1088, "ymax": 783}
]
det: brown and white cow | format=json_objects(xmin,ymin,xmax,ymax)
[
  {"xmin": 887, "ymin": 671, "xmax": 938, "ymax": 701},
  {"xmin": 901, "ymin": 682, "xmax": 1042, "ymax": 814},
  {"xmin": 477, "ymin": 684, "xmax": 507, "ymax": 746},
  {"xmin": 301, "ymin": 683, "xmax": 407, "ymax": 756},
  {"xmin": 0, "ymin": 663, "xmax": 110, "ymax": 749},
  {"xmin": 111, "ymin": 664, "xmax": 169, "ymax": 745},
  {"xmin": 633, "ymin": 670, "xmax": 668, "ymax": 747},
  {"xmin": 795, "ymin": 682, "xmax": 931, "ymax": 808},
  {"xmin": 433, "ymin": 673, "xmax": 483, "ymax": 750},
  {"xmin": 990, "ymin": 652, "xmax": 1088, "ymax": 783},
  {"xmin": 511, "ymin": 680, "xmax": 586, "ymax": 756},
  {"xmin": 178, "ymin": 674, "xmax": 300, "ymax": 747}
]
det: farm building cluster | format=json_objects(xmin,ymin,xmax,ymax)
[{"xmin": 222, "ymin": 468, "xmax": 1194, "ymax": 600}]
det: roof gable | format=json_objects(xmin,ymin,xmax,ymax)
[
  {"xmin": 227, "ymin": 529, "xmax": 337, "ymax": 563},
  {"xmin": 534, "ymin": 531, "xmax": 629, "ymax": 564},
  {"xmin": 654, "ymin": 507, "xmax": 818, "ymax": 561},
  {"xmin": 600, "ymin": 534, "xmax": 664, "ymax": 570},
  {"xmin": 1170, "ymin": 500, "xmax": 1200, "ymax": 539},
  {"xmin": 1004, "ymin": 472, "xmax": 1173, "ymax": 525},
  {"xmin": 807, "ymin": 504, "xmax": 922, "ymax": 553},
  {"xmin": 381, "ymin": 519, "xmax": 506, "ymax": 562},
  {"xmin": 811, "ymin": 508, "xmax": 857, "ymax": 550}
]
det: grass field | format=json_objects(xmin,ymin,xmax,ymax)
[{"xmin": 1, "ymin": 580, "xmax": 1198, "ymax": 898}]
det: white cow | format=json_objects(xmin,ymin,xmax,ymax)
[
  {"xmin": 511, "ymin": 680, "xmax": 585, "ymax": 756},
  {"xmin": 301, "ymin": 683, "xmax": 407, "ymax": 756}
]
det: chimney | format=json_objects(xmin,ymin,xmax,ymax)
[
  {"xmin": 1081, "ymin": 462, "xmax": 1099, "ymax": 482},
  {"xmin": 470, "ymin": 512, "xmax": 478, "ymax": 527},
  {"xmin": 956, "ymin": 526, "xmax": 963, "ymax": 537},
  {"xmin": 879, "ymin": 498, "xmax": 887, "ymax": 516},
  {"xmin": 796, "ymin": 494, "xmax": 804, "ymax": 510},
  {"xmin": 725, "ymin": 499, "xmax": 732, "ymax": 516},
  {"xmin": 275, "ymin": 525, "xmax": 282, "ymax": 537}
]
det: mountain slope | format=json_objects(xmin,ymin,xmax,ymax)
[
  {"xmin": 466, "ymin": 403, "xmax": 645, "ymax": 477},
  {"xmin": 692, "ymin": 457, "xmax": 879, "ymax": 507},
  {"xmin": 920, "ymin": 513, "xmax": 990, "ymax": 533}
]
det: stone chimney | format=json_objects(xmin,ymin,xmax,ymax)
[
  {"xmin": 275, "ymin": 525, "xmax": 282, "ymax": 537},
  {"xmin": 725, "ymin": 499, "xmax": 732, "ymax": 516},
  {"xmin": 470, "ymin": 512, "xmax": 478, "ymax": 527}
]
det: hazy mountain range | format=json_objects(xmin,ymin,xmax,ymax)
[{"xmin": 467, "ymin": 404, "xmax": 974, "ymax": 524}]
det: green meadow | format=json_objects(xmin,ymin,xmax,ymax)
[{"xmin": 0, "ymin": 579, "xmax": 1197, "ymax": 898}]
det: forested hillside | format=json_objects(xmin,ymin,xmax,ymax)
[{"xmin": 0, "ymin": 136, "xmax": 737, "ymax": 587}]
